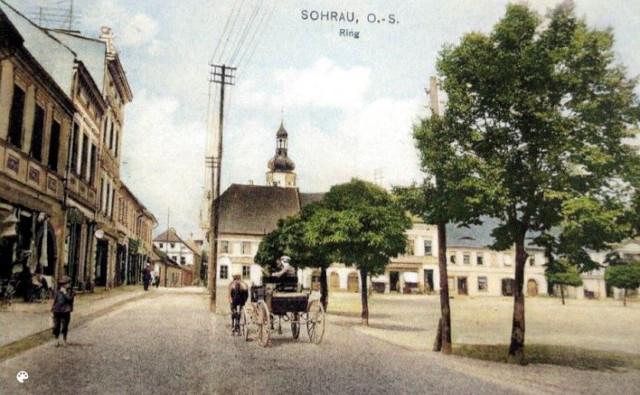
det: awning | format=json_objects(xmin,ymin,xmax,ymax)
[
  {"xmin": 403, "ymin": 272, "xmax": 419, "ymax": 283},
  {"xmin": 372, "ymin": 275, "xmax": 387, "ymax": 283}
]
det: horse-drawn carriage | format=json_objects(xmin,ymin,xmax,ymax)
[{"xmin": 243, "ymin": 275, "xmax": 325, "ymax": 347}]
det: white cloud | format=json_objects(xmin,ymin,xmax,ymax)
[
  {"xmin": 121, "ymin": 91, "xmax": 207, "ymax": 237},
  {"xmin": 274, "ymin": 58, "xmax": 371, "ymax": 110},
  {"xmin": 118, "ymin": 13, "xmax": 159, "ymax": 47}
]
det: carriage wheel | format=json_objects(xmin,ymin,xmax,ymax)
[
  {"xmin": 240, "ymin": 307, "xmax": 247, "ymax": 338},
  {"xmin": 257, "ymin": 300, "xmax": 271, "ymax": 347},
  {"xmin": 291, "ymin": 312, "xmax": 300, "ymax": 340},
  {"xmin": 306, "ymin": 300, "xmax": 325, "ymax": 344},
  {"xmin": 244, "ymin": 308, "xmax": 252, "ymax": 341}
]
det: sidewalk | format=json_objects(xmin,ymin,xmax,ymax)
[{"xmin": 0, "ymin": 285, "xmax": 149, "ymax": 349}]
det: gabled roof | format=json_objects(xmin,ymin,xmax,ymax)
[
  {"xmin": 151, "ymin": 246, "xmax": 180, "ymax": 267},
  {"xmin": 218, "ymin": 184, "xmax": 302, "ymax": 235},
  {"xmin": 154, "ymin": 228, "xmax": 186, "ymax": 243}
]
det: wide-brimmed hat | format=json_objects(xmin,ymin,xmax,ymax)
[
  {"xmin": 57, "ymin": 275, "xmax": 71, "ymax": 284},
  {"xmin": 280, "ymin": 255, "xmax": 291, "ymax": 264}
]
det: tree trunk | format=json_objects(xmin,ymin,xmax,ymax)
[
  {"xmin": 320, "ymin": 267, "xmax": 329, "ymax": 311},
  {"xmin": 359, "ymin": 267, "xmax": 369, "ymax": 326},
  {"xmin": 433, "ymin": 318, "xmax": 443, "ymax": 351},
  {"xmin": 508, "ymin": 229, "xmax": 528, "ymax": 363},
  {"xmin": 435, "ymin": 222, "xmax": 452, "ymax": 354},
  {"xmin": 560, "ymin": 285, "xmax": 565, "ymax": 305},
  {"xmin": 623, "ymin": 288, "xmax": 627, "ymax": 307}
]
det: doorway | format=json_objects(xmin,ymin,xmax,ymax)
[
  {"xmin": 457, "ymin": 277, "xmax": 468, "ymax": 295},
  {"xmin": 389, "ymin": 271, "xmax": 400, "ymax": 292},
  {"xmin": 423, "ymin": 269, "xmax": 434, "ymax": 292}
]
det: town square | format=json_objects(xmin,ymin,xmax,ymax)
[{"xmin": 1, "ymin": 0, "xmax": 640, "ymax": 394}]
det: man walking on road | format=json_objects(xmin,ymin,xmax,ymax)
[{"xmin": 142, "ymin": 263, "xmax": 152, "ymax": 291}]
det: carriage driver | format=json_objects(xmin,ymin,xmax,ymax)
[
  {"xmin": 228, "ymin": 269, "xmax": 249, "ymax": 335},
  {"xmin": 272, "ymin": 255, "xmax": 295, "ymax": 277}
]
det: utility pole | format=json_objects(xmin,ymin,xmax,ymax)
[{"xmin": 207, "ymin": 64, "xmax": 236, "ymax": 312}]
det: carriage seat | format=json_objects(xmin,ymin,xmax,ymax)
[{"xmin": 262, "ymin": 275, "xmax": 299, "ymax": 292}]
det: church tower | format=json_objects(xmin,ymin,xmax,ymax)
[{"xmin": 266, "ymin": 121, "xmax": 297, "ymax": 187}]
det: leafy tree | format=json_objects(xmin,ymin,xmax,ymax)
[
  {"xmin": 434, "ymin": 3, "xmax": 640, "ymax": 361},
  {"xmin": 546, "ymin": 259, "xmax": 583, "ymax": 305},
  {"xmin": 395, "ymin": 114, "xmax": 486, "ymax": 354},
  {"xmin": 309, "ymin": 179, "xmax": 412, "ymax": 325},
  {"xmin": 605, "ymin": 261, "xmax": 640, "ymax": 306}
]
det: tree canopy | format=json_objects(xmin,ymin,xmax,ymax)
[
  {"xmin": 309, "ymin": 179, "xmax": 412, "ymax": 325},
  {"xmin": 605, "ymin": 262, "xmax": 640, "ymax": 306},
  {"xmin": 435, "ymin": 2, "xmax": 640, "ymax": 360}
]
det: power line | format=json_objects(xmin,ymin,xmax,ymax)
[
  {"xmin": 228, "ymin": 0, "xmax": 264, "ymax": 65},
  {"xmin": 235, "ymin": 0, "xmax": 275, "ymax": 79}
]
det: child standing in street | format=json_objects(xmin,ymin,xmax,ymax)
[{"xmin": 51, "ymin": 275, "xmax": 74, "ymax": 347}]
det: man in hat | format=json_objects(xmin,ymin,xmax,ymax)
[
  {"xmin": 272, "ymin": 255, "xmax": 295, "ymax": 277},
  {"xmin": 51, "ymin": 275, "xmax": 74, "ymax": 347},
  {"xmin": 228, "ymin": 270, "xmax": 248, "ymax": 335}
]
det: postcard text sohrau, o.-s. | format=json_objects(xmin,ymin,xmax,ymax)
[{"xmin": 300, "ymin": 10, "xmax": 398, "ymax": 39}]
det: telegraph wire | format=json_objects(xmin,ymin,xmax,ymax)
[
  {"xmin": 215, "ymin": 0, "xmax": 247, "ymax": 65},
  {"xmin": 228, "ymin": 0, "xmax": 264, "ymax": 65},
  {"xmin": 235, "ymin": 0, "xmax": 276, "ymax": 80},
  {"xmin": 209, "ymin": 0, "xmax": 241, "ymax": 64}
]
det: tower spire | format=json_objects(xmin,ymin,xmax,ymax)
[{"xmin": 266, "ymin": 119, "xmax": 296, "ymax": 187}]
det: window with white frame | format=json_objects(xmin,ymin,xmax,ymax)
[
  {"xmin": 220, "ymin": 265, "xmax": 228, "ymax": 279},
  {"xmin": 477, "ymin": 252, "xmax": 484, "ymax": 265},
  {"xmin": 242, "ymin": 265, "xmax": 250, "ymax": 279},
  {"xmin": 463, "ymin": 252, "xmax": 470, "ymax": 265},
  {"xmin": 424, "ymin": 240, "xmax": 432, "ymax": 256},
  {"xmin": 449, "ymin": 254, "xmax": 456, "ymax": 264},
  {"xmin": 242, "ymin": 241, "xmax": 251, "ymax": 255},
  {"xmin": 529, "ymin": 255, "xmax": 536, "ymax": 266}
]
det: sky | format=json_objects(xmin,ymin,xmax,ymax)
[{"xmin": 6, "ymin": 0, "xmax": 640, "ymax": 240}]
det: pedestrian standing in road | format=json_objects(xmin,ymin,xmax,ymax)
[
  {"xmin": 142, "ymin": 263, "xmax": 152, "ymax": 291},
  {"xmin": 51, "ymin": 275, "xmax": 74, "ymax": 347},
  {"xmin": 228, "ymin": 272, "xmax": 248, "ymax": 335}
]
